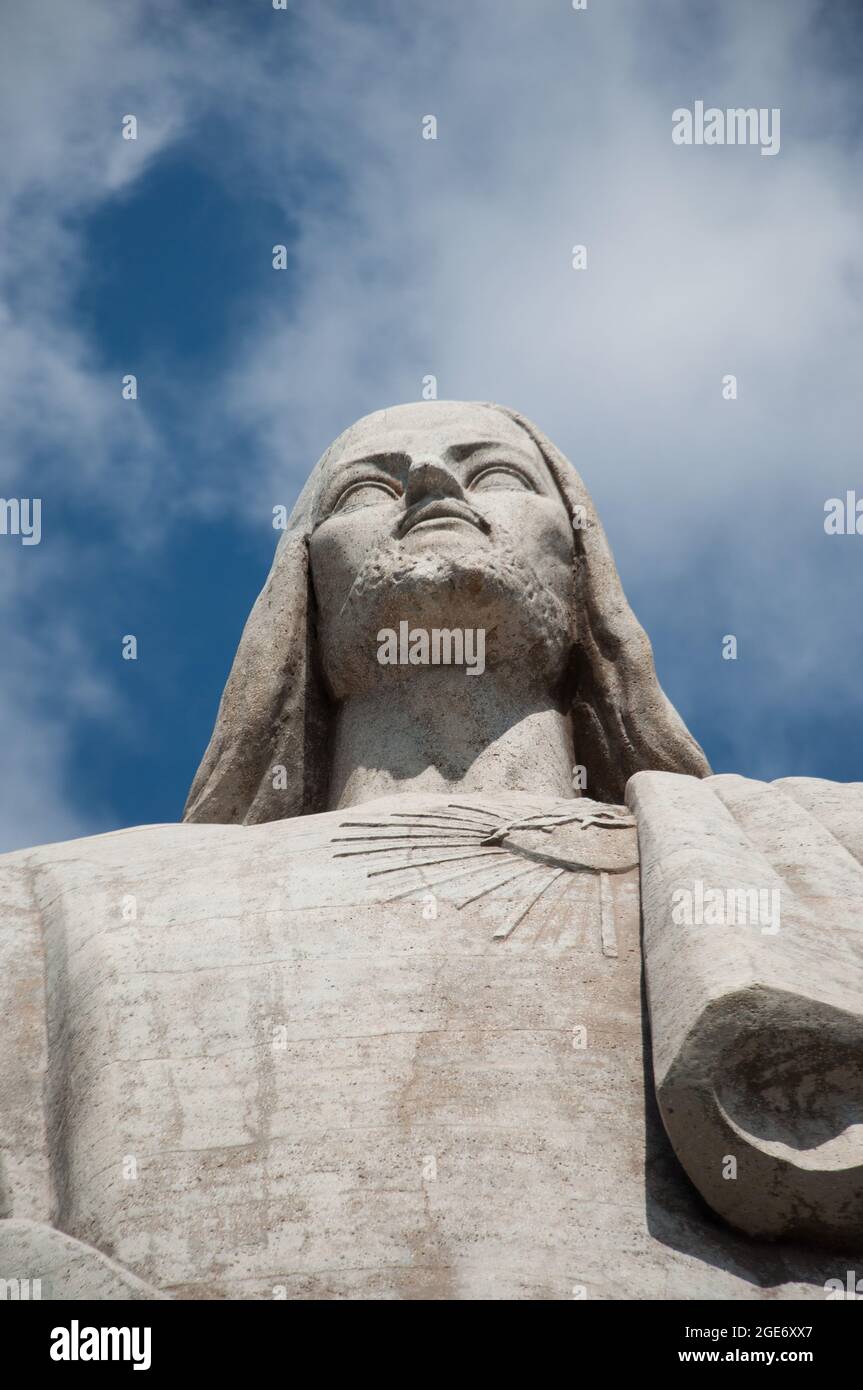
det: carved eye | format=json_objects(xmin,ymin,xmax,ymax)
[
  {"xmin": 469, "ymin": 466, "xmax": 534, "ymax": 493},
  {"xmin": 333, "ymin": 481, "xmax": 400, "ymax": 514}
]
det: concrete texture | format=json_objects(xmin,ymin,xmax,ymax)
[
  {"xmin": 1, "ymin": 402, "xmax": 860, "ymax": 1298},
  {"xmin": 0, "ymin": 1222, "xmax": 168, "ymax": 1300},
  {"xmin": 184, "ymin": 402, "xmax": 709, "ymax": 823},
  {"xmin": 0, "ymin": 793, "xmax": 852, "ymax": 1298},
  {"xmin": 630, "ymin": 771, "xmax": 863, "ymax": 1250}
]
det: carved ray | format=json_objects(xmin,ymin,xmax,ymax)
[
  {"xmin": 493, "ymin": 867, "xmax": 566, "ymax": 940},
  {"xmin": 455, "ymin": 859, "xmax": 550, "ymax": 910},
  {"xmin": 447, "ymin": 801, "xmax": 521, "ymax": 824},
  {"xmin": 520, "ymin": 862, "xmax": 584, "ymax": 944},
  {"xmin": 345, "ymin": 828, "xmax": 486, "ymax": 843},
  {"xmin": 381, "ymin": 853, "xmax": 519, "ymax": 901},
  {"xmin": 389, "ymin": 811, "xmax": 498, "ymax": 830},
  {"xmin": 327, "ymin": 798, "xmax": 631, "ymax": 949},
  {"xmin": 368, "ymin": 848, "xmax": 510, "ymax": 879},
  {"xmin": 338, "ymin": 819, "xmax": 486, "ymax": 834},
  {"xmin": 334, "ymin": 841, "xmax": 476, "ymax": 858},
  {"xmin": 599, "ymin": 871, "xmax": 618, "ymax": 958},
  {"xmin": 333, "ymin": 831, "xmax": 481, "ymax": 843}
]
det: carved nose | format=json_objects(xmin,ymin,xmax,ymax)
[{"xmin": 404, "ymin": 458, "xmax": 466, "ymax": 507}]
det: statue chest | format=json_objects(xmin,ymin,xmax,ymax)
[{"xmin": 37, "ymin": 795, "xmax": 649, "ymax": 1298}]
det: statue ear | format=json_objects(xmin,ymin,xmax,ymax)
[
  {"xmin": 499, "ymin": 408, "xmax": 711, "ymax": 804},
  {"xmin": 183, "ymin": 527, "xmax": 332, "ymax": 825}
]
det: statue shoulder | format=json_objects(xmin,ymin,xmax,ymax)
[{"xmin": 627, "ymin": 769, "xmax": 863, "ymax": 1250}]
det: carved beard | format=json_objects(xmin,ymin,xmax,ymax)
[{"xmin": 317, "ymin": 537, "xmax": 574, "ymax": 701}]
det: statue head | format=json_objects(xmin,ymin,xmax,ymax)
[
  {"xmin": 309, "ymin": 402, "xmax": 576, "ymax": 702},
  {"xmin": 184, "ymin": 401, "xmax": 709, "ymax": 823}
]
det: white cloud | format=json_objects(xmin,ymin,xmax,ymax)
[
  {"xmin": 0, "ymin": 0, "xmax": 242, "ymax": 846},
  {"xmin": 216, "ymin": 3, "xmax": 863, "ymax": 524},
  {"xmin": 212, "ymin": 0, "xmax": 863, "ymax": 763},
  {"xmin": 1, "ymin": 0, "xmax": 862, "ymax": 847}
]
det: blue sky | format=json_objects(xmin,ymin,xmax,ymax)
[{"xmin": 1, "ymin": 0, "xmax": 862, "ymax": 850}]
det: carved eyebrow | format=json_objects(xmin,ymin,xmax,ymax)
[
  {"xmin": 332, "ymin": 451, "xmax": 410, "ymax": 473},
  {"xmin": 332, "ymin": 444, "xmax": 540, "ymax": 472},
  {"xmin": 446, "ymin": 441, "xmax": 541, "ymax": 467}
]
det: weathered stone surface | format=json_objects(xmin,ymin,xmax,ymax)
[
  {"xmin": 0, "ymin": 1221, "xmax": 168, "ymax": 1301},
  {"xmin": 630, "ymin": 771, "xmax": 863, "ymax": 1250},
  {"xmin": 183, "ymin": 402, "xmax": 709, "ymax": 823},
  {"xmin": 1, "ymin": 402, "xmax": 860, "ymax": 1298},
  {"xmin": 0, "ymin": 795, "xmax": 850, "ymax": 1298},
  {"xmin": 0, "ymin": 858, "xmax": 52, "ymax": 1221}
]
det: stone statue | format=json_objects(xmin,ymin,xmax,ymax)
[{"xmin": 2, "ymin": 401, "xmax": 861, "ymax": 1300}]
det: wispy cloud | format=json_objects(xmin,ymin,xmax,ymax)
[{"xmin": 1, "ymin": 0, "xmax": 861, "ymax": 848}]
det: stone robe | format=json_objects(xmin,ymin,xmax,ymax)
[{"xmin": 2, "ymin": 776, "xmax": 861, "ymax": 1300}]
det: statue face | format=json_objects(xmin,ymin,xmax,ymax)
[{"xmin": 309, "ymin": 402, "xmax": 575, "ymax": 699}]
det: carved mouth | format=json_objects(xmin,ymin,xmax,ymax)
[{"xmin": 395, "ymin": 498, "xmax": 491, "ymax": 538}]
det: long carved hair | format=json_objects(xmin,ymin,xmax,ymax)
[{"xmin": 183, "ymin": 403, "xmax": 709, "ymax": 823}]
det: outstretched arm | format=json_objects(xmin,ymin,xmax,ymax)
[{"xmin": 629, "ymin": 770, "xmax": 863, "ymax": 1250}]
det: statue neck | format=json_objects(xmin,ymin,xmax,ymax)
[{"xmin": 327, "ymin": 672, "xmax": 576, "ymax": 809}]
